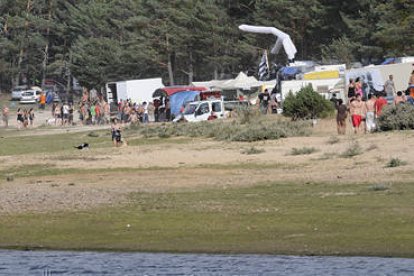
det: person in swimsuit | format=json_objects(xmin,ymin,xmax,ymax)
[
  {"xmin": 111, "ymin": 118, "xmax": 122, "ymax": 147},
  {"xmin": 349, "ymin": 94, "xmax": 365, "ymax": 134},
  {"xmin": 336, "ymin": 99, "xmax": 348, "ymax": 135},
  {"xmin": 16, "ymin": 108, "xmax": 24, "ymax": 129}
]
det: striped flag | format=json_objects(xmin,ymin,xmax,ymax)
[{"xmin": 258, "ymin": 50, "xmax": 269, "ymax": 81}]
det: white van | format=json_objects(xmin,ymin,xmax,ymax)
[
  {"xmin": 20, "ymin": 90, "xmax": 42, "ymax": 104},
  {"xmin": 178, "ymin": 99, "xmax": 228, "ymax": 122}
]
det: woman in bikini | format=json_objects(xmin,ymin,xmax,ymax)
[{"xmin": 16, "ymin": 108, "xmax": 24, "ymax": 129}]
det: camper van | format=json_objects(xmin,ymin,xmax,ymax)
[{"xmin": 177, "ymin": 99, "xmax": 227, "ymax": 123}]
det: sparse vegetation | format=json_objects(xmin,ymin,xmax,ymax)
[
  {"xmin": 368, "ymin": 183, "xmax": 390, "ymax": 192},
  {"xmin": 386, "ymin": 158, "xmax": 407, "ymax": 168},
  {"xmin": 317, "ymin": 152, "xmax": 337, "ymax": 160},
  {"xmin": 241, "ymin": 146, "xmax": 265, "ymax": 155},
  {"xmin": 340, "ymin": 141, "xmax": 363, "ymax": 158},
  {"xmin": 126, "ymin": 118, "xmax": 312, "ymax": 142},
  {"xmin": 327, "ymin": 136, "xmax": 340, "ymax": 145},
  {"xmin": 366, "ymin": 144, "xmax": 378, "ymax": 151},
  {"xmin": 290, "ymin": 147, "xmax": 318, "ymax": 156}
]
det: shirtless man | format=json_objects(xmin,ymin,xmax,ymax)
[
  {"xmin": 2, "ymin": 105, "xmax": 9, "ymax": 128},
  {"xmin": 365, "ymin": 94, "xmax": 376, "ymax": 132},
  {"xmin": 349, "ymin": 94, "xmax": 365, "ymax": 134}
]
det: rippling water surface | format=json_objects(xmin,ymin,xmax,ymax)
[{"xmin": 0, "ymin": 250, "xmax": 413, "ymax": 275}]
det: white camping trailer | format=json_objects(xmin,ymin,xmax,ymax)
[{"xmin": 106, "ymin": 78, "xmax": 164, "ymax": 104}]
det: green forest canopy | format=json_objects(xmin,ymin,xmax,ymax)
[{"xmin": 0, "ymin": 0, "xmax": 413, "ymax": 90}]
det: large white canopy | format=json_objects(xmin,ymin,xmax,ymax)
[
  {"xmin": 239, "ymin": 24, "xmax": 297, "ymax": 60},
  {"xmin": 193, "ymin": 72, "xmax": 262, "ymax": 91}
]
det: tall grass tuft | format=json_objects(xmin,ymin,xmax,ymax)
[
  {"xmin": 290, "ymin": 147, "xmax": 317, "ymax": 156},
  {"xmin": 241, "ymin": 146, "xmax": 265, "ymax": 155},
  {"xmin": 340, "ymin": 141, "xmax": 363, "ymax": 158},
  {"xmin": 385, "ymin": 158, "xmax": 407, "ymax": 168}
]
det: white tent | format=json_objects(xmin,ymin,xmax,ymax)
[{"xmin": 192, "ymin": 72, "xmax": 262, "ymax": 91}]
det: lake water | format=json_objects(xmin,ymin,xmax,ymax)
[{"xmin": 0, "ymin": 250, "xmax": 413, "ymax": 275}]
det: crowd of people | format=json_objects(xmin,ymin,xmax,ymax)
[
  {"xmin": 334, "ymin": 71, "xmax": 414, "ymax": 135},
  {"xmin": 2, "ymin": 70, "xmax": 414, "ymax": 139},
  {"xmin": 258, "ymin": 89, "xmax": 282, "ymax": 114}
]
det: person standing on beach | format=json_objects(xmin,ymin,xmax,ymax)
[
  {"xmin": 349, "ymin": 94, "xmax": 364, "ymax": 134},
  {"xmin": 375, "ymin": 92, "xmax": 388, "ymax": 117},
  {"xmin": 28, "ymin": 108, "xmax": 35, "ymax": 127},
  {"xmin": 39, "ymin": 92, "xmax": 46, "ymax": 110},
  {"xmin": 335, "ymin": 99, "xmax": 348, "ymax": 135},
  {"xmin": 258, "ymin": 89, "xmax": 270, "ymax": 114},
  {"xmin": 16, "ymin": 108, "xmax": 24, "ymax": 129},
  {"xmin": 111, "ymin": 118, "xmax": 122, "ymax": 147},
  {"xmin": 2, "ymin": 105, "xmax": 9, "ymax": 128},
  {"xmin": 365, "ymin": 94, "xmax": 376, "ymax": 133},
  {"xmin": 384, "ymin": 75, "xmax": 396, "ymax": 97}
]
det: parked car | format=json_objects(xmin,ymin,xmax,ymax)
[
  {"xmin": 174, "ymin": 99, "xmax": 228, "ymax": 123},
  {"xmin": 11, "ymin": 86, "xmax": 28, "ymax": 100},
  {"xmin": 20, "ymin": 90, "xmax": 42, "ymax": 104}
]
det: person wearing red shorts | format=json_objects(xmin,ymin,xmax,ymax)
[{"xmin": 349, "ymin": 94, "xmax": 365, "ymax": 134}]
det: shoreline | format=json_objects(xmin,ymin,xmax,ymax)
[{"xmin": 1, "ymin": 246, "xmax": 413, "ymax": 259}]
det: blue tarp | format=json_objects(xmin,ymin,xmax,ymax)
[
  {"xmin": 381, "ymin": 58, "xmax": 396, "ymax": 65},
  {"xmin": 280, "ymin": 67, "xmax": 299, "ymax": 76},
  {"xmin": 46, "ymin": 92, "xmax": 54, "ymax": 104},
  {"xmin": 170, "ymin": 91, "xmax": 200, "ymax": 116}
]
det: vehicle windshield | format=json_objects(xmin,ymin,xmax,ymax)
[
  {"xmin": 21, "ymin": 91, "xmax": 34, "ymax": 97},
  {"xmin": 184, "ymin": 103, "xmax": 198, "ymax": 115}
]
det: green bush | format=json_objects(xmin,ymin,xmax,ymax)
[
  {"xmin": 283, "ymin": 85, "xmax": 334, "ymax": 120},
  {"xmin": 377, "ymin": 104, "xmax": 414, "ymax": 131}
]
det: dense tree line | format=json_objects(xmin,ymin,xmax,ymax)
[{"xmin": 0, "ymin": 0, "xmax": 412, "ymax": 91}]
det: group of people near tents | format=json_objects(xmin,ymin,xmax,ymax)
[{"xmin": 334, "ymin": 70, "xmax": 414, "ymax": 135}]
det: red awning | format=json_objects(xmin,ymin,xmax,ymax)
[{"xmin": 153, "ymin": 86, "xmax": 208, "ymax": 98}]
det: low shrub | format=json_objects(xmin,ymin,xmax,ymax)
[
  {"xmin": 127, "ymin": 118, "xmax": 311, "ymax": 142},
  {"xmin": 377, "ymin": 104, "xmax": 414, "ymax": 131},
  {"xmin": 241, "ymin": 146, "xmax": 265, "ymax": 155},
  {"xmin": 385, "ymin": 158, "xmax": 407, "ymax": 168},
  {"xmin": 368, "ymin": 183, "xmax": 390, "ymax": 192},
  {"xmin": 87, "ymin": 131, "xmax": 100, "ymax": 138},
  {"xmin": 327, "ymin": 136, "xmax": 340, "ymax": 145},
  {"xmin": 290, "ymin": 147, "xmax": 317, "ymax": 155},
  {"xmin": 340, "ymin": 141, "xmax": 362, "ymax": 158}
]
